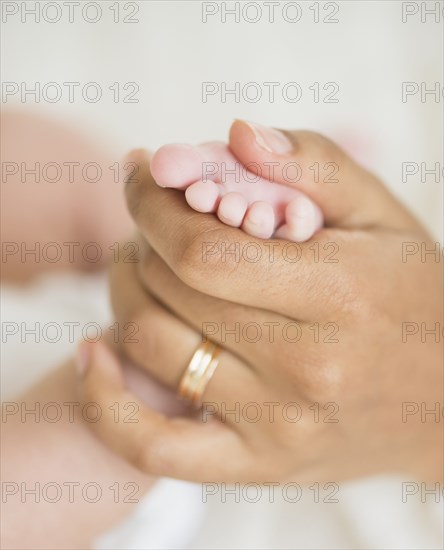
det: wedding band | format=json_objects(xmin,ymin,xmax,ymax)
[{"xmin": 178, "ymin": 341, "xmax": 220, "ymax": 408}]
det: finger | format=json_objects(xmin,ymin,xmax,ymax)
[
  {"xmin": 124, "ymin": 150, "xmax": 346, "ymax": 318},
  {"xmin": 136, "ymin": 243, "xmax": 331, "ymax": 373},
  {"xmin": 76, "ymin": 340, "xmax": 252, "ymax": 481},
  {"xmin": 228, "ymin": 120, "xmax": 417, "ymax": 231},
  {"xmin": 110, "ymin": 254, "xmax": 263, "ymax": 415}
]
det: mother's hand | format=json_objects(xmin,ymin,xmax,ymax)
[{"xmin": 77, "ymin": 121, "xmax": 443, "ymax": 483}]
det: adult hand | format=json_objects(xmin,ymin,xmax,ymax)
[{"xmin": 77, "ymin": 121, "xmax": 443, "ymax": 483}]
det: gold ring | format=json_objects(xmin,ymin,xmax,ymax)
[{"xmin": 177, "ymin": 341, "xmax": 220, "ymax": 408}]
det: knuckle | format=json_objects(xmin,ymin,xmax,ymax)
[
  {"xmin": 298, "ymin": 130, "xmax": 346, "ymax": 169},
  {"xmin": 331, "ymin": 265, "xmax": 362, "ymax": 314},
  {"xmin": 313, "ymin": 361, "xmax": 345, "ymax": 401},
  {"xmin": 132, "ymin": 442, "xmax": 158, "ymax": 474},
  {"xmin": 175, "ymin": 224, "xmax": 233, "ymax": 288},
  {"xmin": 312, "ymin": 233, "xmax": 364, "ymax": 316},
  {"xmin": 300, "ymin": 359, "xmax": 345, "ymax": 404},
  {"xmin": 306, "ymin": 263, "xmax": 357, "ymax": 317},
  {"xmin": 132, "ymin": 433, "xmax": 175, "ymax": 477}
]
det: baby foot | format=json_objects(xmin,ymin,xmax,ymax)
[{"xmin": 151, "ymin": 141, "xmax": 323, "ymax": 242}]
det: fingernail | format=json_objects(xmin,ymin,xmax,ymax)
[
  {"xmin": 75, "ymin": 341, "xmax": 92, "ymax": 376},
  {"xmin": 245, "ymin": 121, "xmax": 293, "ymax": 154}
]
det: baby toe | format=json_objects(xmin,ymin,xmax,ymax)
[
  {"xmin": 242, "ymin": 201, "xmax": 275, "ymax": 239},
  {"xmin": 217, "ymin": 192, "xmax": 248, "ymax": 227},
  {"xmin": 275, "ymin": 195, "xmax": 323, "ymax": 242},
  {"xmin": 151, "ymin": 143, "xmax": 204, "ymax": 189},
  {"xmin": 185, "ymin": 180, "xmax": 220, "ymax": 213}
]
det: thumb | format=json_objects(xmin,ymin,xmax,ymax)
[{"xmin": 229, "ymin": 120, "xmax": 416, "ymax": 231}]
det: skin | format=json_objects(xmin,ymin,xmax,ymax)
[
  {"xmin": 1, "ymin": 362, "xmax": 156, "ymax": 550},
  {"xmin": 77, "ymin": 120, "xmax": 443, "ymax": 484},
  {"xmin": 1, "ymin": 111, "xmax": 152, "ymax": 549},
  {"xmin": 4, "ymin": 115, "xmax": 440, "ymax": 544},
  {"xmin": 1, "ymin": 110, "xmax": 133, "ymax": 282}
]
